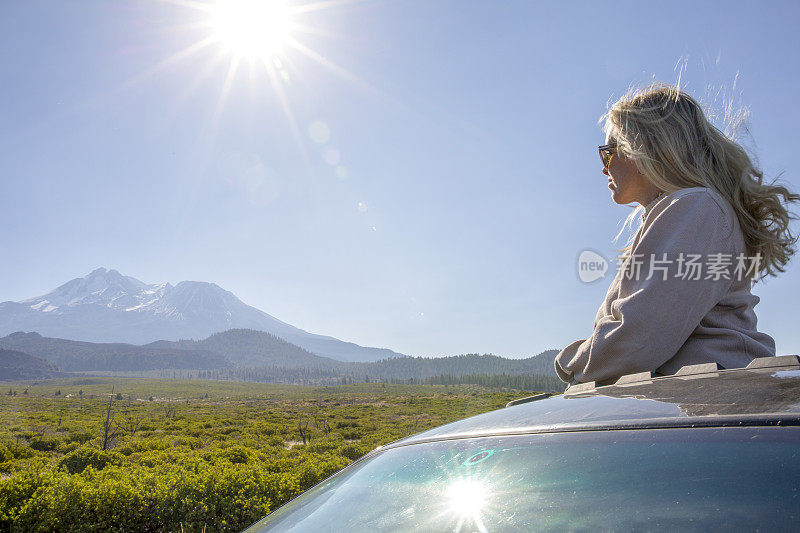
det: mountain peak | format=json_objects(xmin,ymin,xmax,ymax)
[
  {"xmin": 7, "ymin": 331, "xmax": 42, "ymax": 340},
  {"xmin": 174, "ymin": 280, "xmax": 225, "ymax": 291},
  {"xmin": 85, "ymin": 267, "xmax": 127, "ymax": 281},
  {"xmin": 20, "ymin": 268, "xmax": 149, "ymax": 311}
]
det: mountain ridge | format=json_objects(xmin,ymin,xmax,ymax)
[
  {"xmin": 0, "ymin": 268, "xmax": 404, "ymax": 362},
  {"xmin": 0, "ymin": 329, "xmax": 562, "ymax": 390},
  {"xmin": 0, "ymin": 331, "xmax": 232, "ymax": 372}
]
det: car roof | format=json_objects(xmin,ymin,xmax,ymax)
[{"xmin": 384, "ymin": 356, "xmax": 800, "ymax": 450}]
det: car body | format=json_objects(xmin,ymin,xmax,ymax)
[{"xmin": 244, "ymin": 356, "xmax": 800, "ymax": 532}]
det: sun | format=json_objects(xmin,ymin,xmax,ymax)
[
  {"xmin": 139, "ymin": 0, "xmax": 380, "ymax": 153},
  {"xmin": 210, "ymin": 0, "xmax": 293, "ymax": 60}
]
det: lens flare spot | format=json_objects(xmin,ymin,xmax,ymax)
[
  {"xmin": 357, "ymin": 202, "xmax": 367, "ymax": 212},
  {"xmin": 308, "ymin": 121, "xmax": 330, "ymax": 144},
  {"xmin": 335, "ymin": 165, "xmax": 349, "ymax": 180},
  {"xmin": 220, "ymin": 152, "xmax": 280, "ymax": 205},
  {"xmin": 463, "ymin": 450, "xmax": 494, "ymax": 466},
  {"xmin": 323, "ymin": 148, "xmax": 341, "ymax": 166}
]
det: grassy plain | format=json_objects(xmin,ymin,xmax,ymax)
[{"xmin": 0, "ymin": 377, "xmax": 536, "ymax": 532}]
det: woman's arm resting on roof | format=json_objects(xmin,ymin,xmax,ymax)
[
  {"xmin": 554, "ymin": 339, "xmax": 586, "ymax": 383},
  {"xmin": 555, "ymin": 192, "xmax": 737, "ymax": 384}
]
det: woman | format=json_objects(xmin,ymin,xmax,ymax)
[{"xmin": 555, "ymin": 84, "xmax": 799, "ymax": 385}]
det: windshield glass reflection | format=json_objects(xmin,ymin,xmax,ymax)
[{"xmin": 247, "ymin": 427, "xmax": 800, "ymax": 532}]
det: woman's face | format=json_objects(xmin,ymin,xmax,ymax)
[{"xmin": 603, "ymin": 136, "xmax": 657, "ymax": 205}]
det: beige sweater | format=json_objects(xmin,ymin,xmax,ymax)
[{"xmin": 555, "ymin": 187, "xmax": 776, "ymax": 385}]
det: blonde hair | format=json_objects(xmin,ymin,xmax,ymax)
[{"xmin": 602, "ymin": 83, "xmax": 799, "ymax": 281}]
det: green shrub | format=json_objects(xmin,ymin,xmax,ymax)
[
  {"xmin": 217, "ymin": 445, "xmax": 254, "ymax": 465},
  {"xmin": 61, "ymin": 441, "xmax": 80, "ymax": 454},
  {"xmin": 116, "ymin": 445, "xmax": 134, "ymax": 456},
  {"xmin": 266, "ymin": 435, "xmax": 284, "ymax": 447},
  {"xmin": 59, "ymin": 447, "xmax": 122, "ymax": 474},
  {"xmin": 295, "ymin": 454, "xmax": 350, "ymax": 489},
  {"xmin": 7, "ymin": 443, "xmax": 36, "ymax": 461},
  {"xmin": 306, "ymin": 437, "xmax": 343, "ymax": 454},
  {"xmin": 29, "ymin": 436, "xmax": 60, "ymax": 452},
  {"xmin": 68, "ymin": 432, "xmax": 93, "ymax": 444},
  {"xmin": 3, "ymin": 463, "xmax": 295, "ymax": 533},
  {"xmin": 337, "ymin": 428, "xmax": 362, "ymax": 440},
  {"xmin": 0, "ymin": 470, "xmax": 51, "ymax": 530},
  {"xmin": 0, "ymin": 444, "xmax": 13, "ymax": 463},
  {"xmin": 338, "ymin": 443, "xmax": 367, "ymax": 461}
]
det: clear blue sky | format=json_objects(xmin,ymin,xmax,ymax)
[{"xmin": 1, "ymin": 0, "xmax": 798, "ymax": 357}]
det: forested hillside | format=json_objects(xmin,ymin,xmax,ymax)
[
  {"xmin": 0, "ymin": 332, "xmax": 231, "ymax": 372},
  {"xmin": 197, "ymin": 350, "xmax": 565, "ymax": 392},
  {"xmin": 146, "ymin": 329, "xmax": 338, "ymax": 368},
  {"xmin": 0, "ymin": 348, "xmax": 62, "ymax": 380}
]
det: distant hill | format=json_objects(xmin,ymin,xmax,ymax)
[
  {"xmin": 348, "ymin": 350, "xmax": 560, "ymax": 380},
  {"xmin": 181, "ymin": 332, "xmax": 564, "ymax": 390},
  {"xmin": 146, "ymin": 329, "xmax": 339, "ymax": 369},
  {"xmin": 521, "ymin": 349, "xmax": 560, "ymax": 375},
  {"xmin": 0, "ymin": 268, "xmax": 404, "ymax": 362},
  {"xmin": 0, "ymin": 332, "xmax": 231, "ymax": 372},
  {"xmin": 0, "ymin": 348, "xmax": 62, "ymax": 380},
  {"xmin": 142, "ymin": 330, "xmax": 561, "ymax": 379}
]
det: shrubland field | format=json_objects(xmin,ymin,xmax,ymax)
[{"xmin": 0, "ymin": 377, "xmax": 538, "ymax": 532}]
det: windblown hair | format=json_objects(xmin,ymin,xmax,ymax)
[{"xmin": 602, "ymin": 83, "xmax": 799, "ymax": 281}]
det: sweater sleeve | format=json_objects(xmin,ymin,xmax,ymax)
[{"xmin": 555, "ymin": 191, "xmax": 736, "ymax": 384}]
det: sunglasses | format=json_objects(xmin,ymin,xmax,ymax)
[{"xmin": 598, "ymin": 143, "xmax": 616, "ymax": 170}]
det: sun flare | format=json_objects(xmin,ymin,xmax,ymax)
[
  {"xmin": 211, "ymin": 0, "xmax": 293, "ymax": 60},
  {"xmin": 141, "ymin": 0, "xmax": 379, "ymax": 156},
  {"xmin": 447, "ymin": 479, "xmax": 487, "ymax": 518}
]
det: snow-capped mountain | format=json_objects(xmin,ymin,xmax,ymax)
[{"xmin": 0, "ymin": 268, "xmax": 404, "ymax": 362}]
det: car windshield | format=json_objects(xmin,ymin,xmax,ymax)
[{"xmin": 246, "ymin": 427, "xmax": 800, "ymax": 532}]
